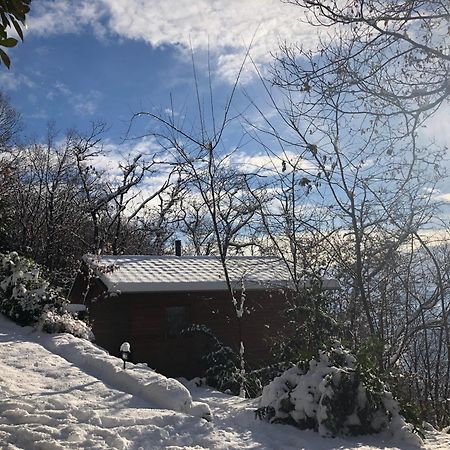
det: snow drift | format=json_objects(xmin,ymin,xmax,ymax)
[
  {"xmin": 2, "ymin": 313, "xmax": 450, "ymax": 449},
  {"xmin": 39, "ymin": 331, "xmax": 211, "ymax": 420}
]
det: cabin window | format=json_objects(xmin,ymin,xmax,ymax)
[{"xmin": 166, "ymin": 306, "xmax": 189, "ymax": 337}]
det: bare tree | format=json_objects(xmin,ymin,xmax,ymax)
[
  {"xmin": 276, "ymin": 0, "xmax": 449, "ymax": 119},
  {"xmin": 71, "ymin": 123, "xmax": 179, "ymax": 255},
  {"xmin": 1, "ymin": 120, "xmax": 182, "ymax": 290},
  {"xmin": 125, "ymin": 47, "xmax": 268, "ymax": 395},
  {"xmin": 242, "ymin": 1, "xmax": 450, "ymax": 420},
  {"xmin": 179, "ymin": 199, "xmax": 216, "ymax": 255},
  {"xmin": 0, "ymin": 92, "xmax": 21, "ymax": 248}
]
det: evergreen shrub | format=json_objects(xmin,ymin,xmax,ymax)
[
  {"xmin": 256, "ymin": 343, "xmax": 422, "ymax": 444},
  {"xmin": 0, "ymin": 251, "xmax": 92, "ymax": 339}
]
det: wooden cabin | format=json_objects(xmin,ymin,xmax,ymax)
[{"xmin": 69, "ymin": 254, "xmax": 339, "ymax": 378}]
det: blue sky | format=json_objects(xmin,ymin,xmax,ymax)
[
  {"xmin": 1, "ymin": 0, "xmax": 449, "ymax": 209},
  {"xmin": 6, "ymin": 33, "xmax": 193, "ymax": 141},
  {"xmin": 1, "ymin": 0, "xmax": 314, "ymax": 144}
]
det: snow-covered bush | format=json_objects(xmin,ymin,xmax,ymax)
[
  {"xmin": 0, "ymin": 252, "xmax": 62, "ymax": 325},
  {"xmin": 38, "ymin": 309, "xmax": 93, "ymax": 340},
  {"xmin": 0, "ymin": 252, "xmax": 92, "ymax": 339},
  {"xmin": 257, "ymin": 343, "xmax": 422, "ymax": 444}
]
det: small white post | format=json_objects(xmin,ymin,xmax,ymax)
[{"xmin": 120, "ymin": 342, "xmax": 131, "ymax": 370}]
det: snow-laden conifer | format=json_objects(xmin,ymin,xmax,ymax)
[
  {"xmin": 0, "ymin": 251, "xmax": 93, "ymax": 339},
  {"xmin": 257, "ymin": 343, "xmax": 422, "ymax": 445}
]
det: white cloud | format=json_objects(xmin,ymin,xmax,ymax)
[
  {"xmin": 89, "ymin": 137, "xmax": 178, "ymax": 214},
  {"xmin": 47, "ymin": 82, "xmax": 101, "ymax": 116},
  {"xmin": 28, "ymin": 0, "xmax": 317, "ymax": 84},
  {"xmin": 231, "ymin": 149, "xmax": 315, "ymax": 175},
  {"xmin": 421, "ymin": 104, "xmax": 450, "ymax": 149},
  {"xmin": 433, "ymin": 192, "xmax": 450, "ymax": 203},
  {"xmin": 28, "ymin": 1, "xmax": 107, "ymax": 38},
  {"xmin": 102, "ymin": 0, "xmax": 317, "ymax": 83},
  {"xmin": 0, "ymin": 72, "xmax": 34, "ymax": 91},
  {"xmin": 95, "ymin": 136, "xmax": 172, "ymax": 172},
  {"xmin": 73, "ymin": 97, "xmax": 98, "ymax": 116}
]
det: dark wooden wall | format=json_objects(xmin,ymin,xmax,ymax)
[{"xmin": 73, "ymin": 276, "xmax": 294, "ymax": 378}]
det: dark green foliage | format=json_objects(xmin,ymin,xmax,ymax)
[
  {"xmin": 326, "ymin": 346, "xmax": 404, "ymax": 436},
  {"xmin": 0, "ymin": 251, "xmax": 64, "ymax": 326},
  {"xmin": 355, "ymin": 339, "xmax": 427, "ymax": 432},
  {"xmin": 256, "ymin": 344, "xmax": 415, "ymax": 438},
  {"xmin": 0, "ymin": 252, "xmax": 93, "ymax": 340},
  {"xmin": 184, "ymin": 324, "xmax": 290, "ymax": 398},
  {"xmin": 271, "ymin": 285, "xmax": 341, "ymax": 363},
  {"xmin": 184, "ymin": 324, "xmax": 243, "ymax": 394},
  {"xmin": 0, "ymin": 0, "xmax": 31, "ymax": 68},
  {"xmin": 254, "ymin": 405, "xmax": 275, "ymax": 421},
  {"xmin": 381, "ymin": 368, "xmax": 430, "ymax": 432},
  {"xmin": 319, "ymin": 369, "xmax": 386, "ymax": 437},
  {"xmin": 245, "ymin": 361, "xmax": 294, "ymax": 398},
  {"xmin": 355, "ymin": 337, "xmax": 385, "ymax": 374},
  {"xmin": 204, "ymin": 339, "xmax": 242, "ymax": 394}
]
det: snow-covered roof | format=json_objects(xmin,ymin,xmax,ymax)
[{"xmin": 84, "ymin": 255, "xmax": 339, "ymax": 293}]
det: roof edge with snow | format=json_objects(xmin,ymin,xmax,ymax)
[{"xmin": 83, "ymin": 254, "xmax": 340, "ymax": 293}]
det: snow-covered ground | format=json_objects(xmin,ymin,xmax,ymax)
[{"xmin": 0, "ymin": 314, "xmax": 449, "ymax": 450}]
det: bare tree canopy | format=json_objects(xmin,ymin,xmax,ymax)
[{"xmin": 276, "ymin": 0, "xmax": 449, "ymax": 118}]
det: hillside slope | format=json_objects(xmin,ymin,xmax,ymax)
[{"xmin": 0, "ymin": 315, "xmax": 449, "ymax": 450}]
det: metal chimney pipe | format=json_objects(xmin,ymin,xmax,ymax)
[{"xmin": 175, "ymin": 240, "xmax": 182, "ymax": 256}]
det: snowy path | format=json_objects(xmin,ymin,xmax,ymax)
[
  {"xmin": 0, "ymin": 319, "xmax": 212, "ymax": 449},
  {"xmin": 1, "ymin": 316, "xmax": 450, "ymax": 449}
]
